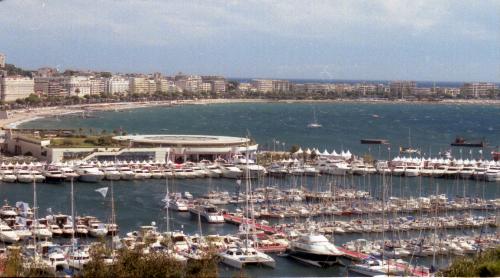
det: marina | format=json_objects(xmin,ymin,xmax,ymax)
[{"xmin": 0, "ymin": 102, "xmax": 497, "ymax": 277}]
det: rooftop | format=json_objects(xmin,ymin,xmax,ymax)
[{"xmin": 113, "ymin": 134, "xmax": 250, "ymax": 147}]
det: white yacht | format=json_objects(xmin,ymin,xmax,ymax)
[
  {"xmin": 67, "ymin": 249, "xmax": 90, "ymax": 270},
  {"xmin": 44, "ymin": 249, "xmax": 68, "ymax": 272},
  {"xmin": 188, "ymin": 204, "xmax": 225, "ymax": 223},
  {"xmin": 219, "ymin": 164, "xmax": 243, "ymax": 179},
  {"xmin": 150, "ymin": 168, "xmax": 165, "ymax": 179},
  {"xmin": 485, "ymin": 167, "xmax": 500, "ymax": 182},
  {"xmin": 76, "ymin": 166, "xmax": 104, "ymax": 183},
  {"xmin": 60, "ymin": 167, "xmax": 79, "ymax": 181},
  {"xmin": 88, "ymin": 221, "xmax": 108, "ymax": 237},
  {"xmin": 118, "ymin": 166, "xmax": 136, "ymax": 180},
  {"xmin": 43, "ymin": 168, "xmax": 66, "ymax": 183},
  {"xmin": 420, "ymin": 165, "xmax": 435, "ymax": 177},
  {"xmin": 16, "ymin": 170, "xmax": 34, "ymax": 183},
  {"xmin": 404, "ymin": 165, "xmax": 420, "ymax": 177},
  {"xmin": 205, "ymin": 165, "xmax": 222, "ymax": 178},
  {"xmin": 351, "ymin": 164, "xmax": 368, "ymax": 176},
  {"xmin": 13, "ymin": 224, "xmax": 32, "ymax": 239},
  {"xmin": 1, "ymin": 170, "xmax": 17, "ymax": 183},
  {"xmin": 219, "ymin": 246, "xmax": 275, "ymax": 269},
  {"xmin": 459, "ymin": 166, "xmax": 476, "ymax": 179},
  {"xmin": 31, "ymin": 170, "xmax": 46, "ymax": 183},
  {"xmin": 286, "ymin": 233, "xmax": 344, "ymax": 267},
  {"xmin": 164, "ymin": 195, "xmax": 189, "ymax": 212},
  {"xmin": 103, "ymin": 167, "xmax": 121, "ymax": 180},
  {"xmin": 31, "ymin": 223, "xmax": 53, "ymax": 239},
  {"xmin": 392, "ymin": 165, "xmax": 406, "ymax": 176},
  {"xmin": 49, "ymin": 224, "xmax": 63, "ymax": 237},
  {"xmin": 0, "ymin": 223, "xmax": 20, "ymax": 243},
  {"xmin": 349, "ymin": 258, "xmax": 402, "ymax": 276}
]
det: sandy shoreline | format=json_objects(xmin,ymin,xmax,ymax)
[{"xmin": 1, "ymin": 98, "xmax": 499, "ymax": 129}]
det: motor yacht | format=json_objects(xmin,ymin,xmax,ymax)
[
  {"xmin": 150, "ymin": 168, "xmax": 165, "ymax": 179},
  {"xmin": 205, "ymin": 165, "xmax": 222, "ymax": 178},
  {"xmin": 60, "ymin": 167, "xmax": 80, "ymax": 181},
  {"xmin": 219, "ymin": 164, "xmax": 243, "ymax": 179},
  {"xmin": 44, "ymin": 249, "xmax": 68, "ymax": 272},
  {"xmin": 67, "ymin": 248, "xmax": 90, "ymax": 270},
  {"xmin": 16, "ymin": 170, "xmax": 34, "ymax": 183},
  {"xmin": 88, "ymin": 221, "xmax": 108, "ymax": 237},
  {"xmin": 118, "ymin": 166, "xmax": 136, "ymax": 180},
  {"xmin": 485, "ymin": 167, "xmax": 500, "ymax": 182},
  {"xmin": 286, "ymin": 233, "xmax": 344, "ymax": 267},
  {"xmin": 0, "ymin": 203, "xmax": 18, "ymax": 218},
  {"xmin": 0, "ymin": 223, "xmax": 20, "ymax": 243},
  {"xmin": 49, "ymin": 224, "xmax": 63, "ymax": 237},
  {"xmin": 1, "ymin": 170, "xmax": 17, "ymax": 183},
  {"xmin": 76, "ymin": 166, "xmax": 104, "ymax": 183},
  {"xmin": 219, "ymin": 246, "xmax": 275, "ymax": 269},
  {"xmin": 404, "ymin": 165, "xmax": 420, "ymax": 177},
  {"xmin": 103, "ymin": 167, "xmax": 121, "ymax": 180},
  {"xmin": 43, "ymin": 168, "xmax": 66, "ymax": 183},
  {"xmin": 31, "ymin": 223, "xmax": 52, "ymax": 239},
  {"xmin": 31, "ymin": 170, "xmax": 46, "ymax": 183},
  {"xmin": 188, "ymin": 204, "xmax": 225, "ymax": 223},
  {"xmin": 459, "ymin": 166, "xmax": 476, "ymax": 179},
  {"xmin": 392, "ymin": 165, "xmax": 406, "ymax": 176}
]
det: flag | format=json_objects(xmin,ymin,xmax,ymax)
[
  {"xmin": 236, "ymin": 179, "xmax": 241, "ymax": 185},
  {"xmin": 95, "ymin": 187, "xmax": 109, "ymax": 198}
]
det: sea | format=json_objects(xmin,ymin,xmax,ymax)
[{"xmin": 8, "ymin": 102, "xmax": 500, "ymax": 277}]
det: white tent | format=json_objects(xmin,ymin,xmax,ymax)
[{"xmin": 295, "ymin": 148, "xmax": 303, "ymax": 154}]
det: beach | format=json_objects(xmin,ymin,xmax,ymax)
[{"xmin": 1, "ymin": 98, "xmax": 499, "ymax": 129}]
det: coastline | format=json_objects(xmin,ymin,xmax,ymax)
[{"xmin": 1, "ymin": 98, "xmax": 499, "ymax": 129}]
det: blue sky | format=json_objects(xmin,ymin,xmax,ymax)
[{"xmin": 0, "ymin": 0, "xmax": 498, "ymax": 82}]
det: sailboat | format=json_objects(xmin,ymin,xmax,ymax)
[
  {"xmin": 307, "ymin": 107, "xmax": 322, "ymax": 128},
  {"xmin": 219, "ymin": 140, "xmax": 276, "ymax": 269}
]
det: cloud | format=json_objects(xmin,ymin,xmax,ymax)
[{"xmin": 0, "ymin": 0, "xmax": 498, "ymax": 81}]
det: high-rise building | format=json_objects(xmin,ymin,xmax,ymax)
[
  {"xmin": 0, "ymin": 53, "xmax": 5, "ymax": 68},
  {"xmin": 63, "ymin": 76, "xmax": 91, "ymax": 97},
  {"xmin": 129, "ymin": 77, "xmax": 150, "ymax": 94},
  {"xmin": 272, "ymin": 80, "xmax": 290, "ymax": 93},
  {"xmin": 34, "ymin": 77, "xmax": 67, "ymax": 97},
  {"xmin": 105, "ymin": 77, "xmax": 129, "ymax": 95},
  {"xmin": 90, "ymin": 78, "xmax": 106, "ymax": 95},
  {"xmin": 461, "ymin": 82, "xmax": 497, "ymax": 98},
  {"xmin": 201, "ymin": 76, "xmax": 226, "ymax": 93},
  {"xmin": 251, "ymin": 79, "xmax": 273, "ymax": 93},
  {"xmin": 0, "ymin": 76, "xmax": 35, "ymax": 102},
  {"xmin": 389, "ymin": 81, "xmax": 416, "ymax": 98}
]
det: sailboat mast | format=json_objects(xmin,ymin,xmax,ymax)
[
  {"xmin": 71, "ymin": 178, "xmax": 75, "ymax": 254},
  {"xmin": 33, "ymin": 179, "xmax": 38, "ymax": 256},
  {"xmin": 166, "ymin": 174, "xmax": 170, "ymax": 233},
  {"xmin": 111, "ymin": 180, "xmax": 115, "ymax": 252}
]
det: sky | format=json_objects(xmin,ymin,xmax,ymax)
[{"xmin": 0, "ymin": 0, "xmax": 499, "ymax": 82}]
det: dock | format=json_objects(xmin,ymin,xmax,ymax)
[{"xmin": 223, "ymin": 214, "xmax": 277, "ymax": 234}]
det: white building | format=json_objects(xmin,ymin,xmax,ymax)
[
  {"xmin": 89, "ymin": 78, "xmax": 105, "ymax": 95},
  {"xmin": 0, "ymin": 53, "xmax": 5, "ymax": 68},
  {"xmin": 105, "ymin": 77, "xmax": 129, "ymax": 95},
  {"xmin": 0, "ymin": 76, "xmax": 35, "ymax": 102},
  {"xmin": 63, "ymin": 76, "xmax": 91, "ymax": 97}
]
